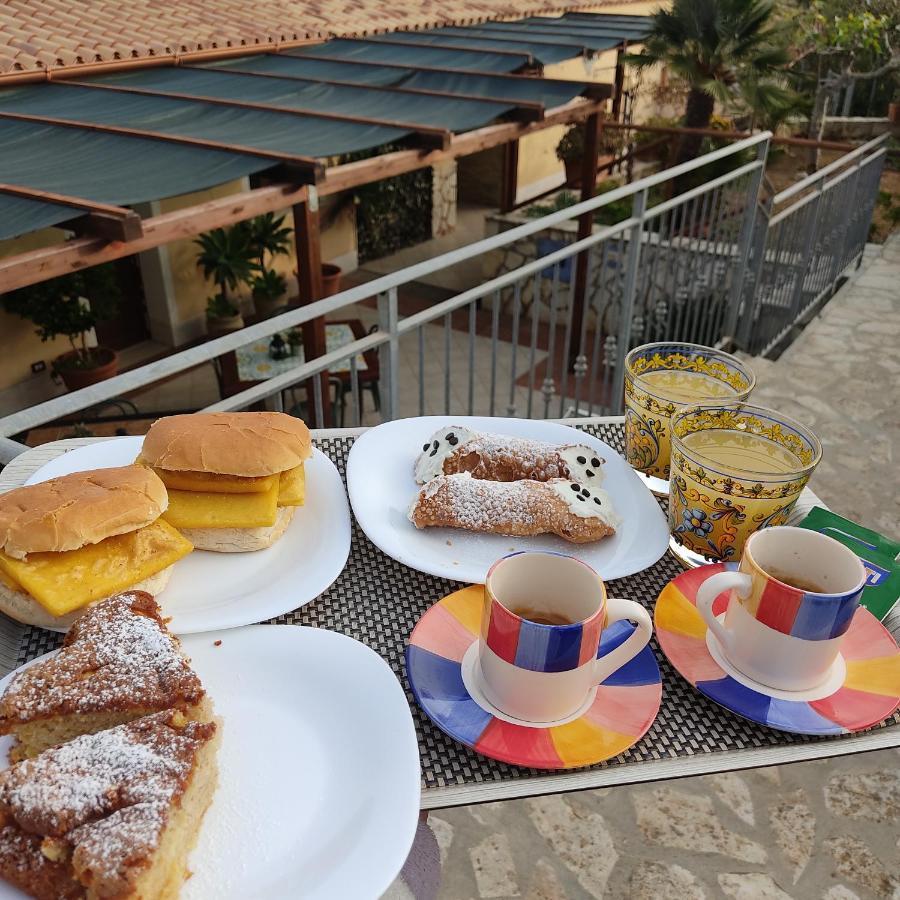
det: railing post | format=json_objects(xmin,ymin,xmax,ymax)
[
  {"xmin": 734, "ymin": 196, "xmax": 773, "ymax": 352},
  {"xmin": 611, "ymin": 187, "xmax": 648, "ymax": 411},
  {"xmin": 724, "ymin": 136, "xmax": 771, "ymax": 341},
  {"xmin": 788, "ymin": 177, "xmax": 825, "ymax": 319},
  {"xmin": 293, "ymin": 185, "xmax": 331, "ymax": 427},
  {"xmin": 0, "ymin": 436, "xmax": 28, "ymax": 465},
  {"xmin": 377, "ymin": 287, "xmax": 399, "ymax": 421}
]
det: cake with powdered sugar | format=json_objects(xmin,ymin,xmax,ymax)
[
  {"xmin": 0, "ymin": 592, "xmax": 207, "ymax": 760},
  {"xmin": 0, "ymin": 710, "xmax": 219, "ymax": 899}
]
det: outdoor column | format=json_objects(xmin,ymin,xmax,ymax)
[{"xmin": 293, "ymin": 189, "xmax": 332, "ymax": 428}]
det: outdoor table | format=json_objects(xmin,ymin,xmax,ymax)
[
  {"xmin": 0, "ymin": 417, "xmax": 897, "ymax": 812},
  {"xmin": 217, "ymin": 318, "xmax": 380, "ymax": 405}
]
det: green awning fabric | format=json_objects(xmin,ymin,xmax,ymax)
[
  {"xmin": 210, "ymin": 56, "xmax": 590, "ymax": 109},
  {"xmin": 209, "ymin": 54, "xmax": 410, "ymax": 87},
  {"xmin": 416, "ymin": 26, "xmax": 619, "ymax": 56},
  {"xmin": 0, "ymin": 11, "xmax": 644, "ymax": 243},
  {"xmin": 0, "ymin": 192, "xmax": 83, "ymax": 240},
  {"xmin": 0, "ymin": 83, "xmax": 409, "ymax": 158},
  {"xmin": 93, "ymin": 66, "xmax": 516, "ymax": 134},
  {"xmin": 0, "ymin": 117, "xmax": 270, "ymax": 240},
  {"xmin": 288, "ymin": 39, "xmax": 530, "ymax": 73},
  {"xmin": 361, "ymin": 31, "xmax": 581, "ymax": 66}
]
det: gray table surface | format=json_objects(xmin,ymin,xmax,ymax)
[{"xmin": 0, "ymin": 420, "xmax": 897, "ymax": 810}]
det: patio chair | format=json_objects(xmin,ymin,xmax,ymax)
[{"xmin": 283, "ymin": 376, "xmax": 345, "ymax": 427}]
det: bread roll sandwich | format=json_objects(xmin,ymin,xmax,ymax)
[
  {"xmin": 139, "ymin": 411, "xmax": 311, "ymax": 553},
  {"xmin": 0, "ymin": 467, "xmax": 193, "ymax": 629}
]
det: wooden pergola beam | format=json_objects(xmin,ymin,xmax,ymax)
[
  {"xmin": 196, "ymin": 64, "xmax": 545, "ymax": 123},
  {"xmin": 0, "ymin": 97, "xmax": 606, "ymax": 291},
  {"xmin": 0, "ymin": 181, "xmax": 143, "ymax": 241},
  {"xmin": 0, "ymin": 110, "xmax": 324, "ymax": 184},
  {"xmin": 63, "ymin": 80, "xmax": 452, "ymax": 151}
]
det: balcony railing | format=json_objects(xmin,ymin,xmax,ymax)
[{"xmin": 0, "ymin": 130, "xmax": 888, "ymax": 463}]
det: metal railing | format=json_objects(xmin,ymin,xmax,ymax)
[
  {"xmin": 737, "ymin": 133, "xmax": 888, "ymax": 356},
  {"xmin": 0, "ymin": 129, "xmax": 885, "ymax": 462}
]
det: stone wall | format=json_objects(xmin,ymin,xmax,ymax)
[{"xmin": 432, "ymin": 161, "xmax": 458, "ymax": 238}]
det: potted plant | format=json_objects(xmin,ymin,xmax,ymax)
[
  {"xmin": 1, "ymin": 266, "xmax": 121, "ymax": 391},
  {"xmin": 287, "ymin": 328, "xmax": 304, "ymax": 356},
  {"xmin": 293, "ymin": 263, "xmax": 344, "ymax": 298},
  {"xmin": 556, "ymin": 126, "xmax": 585, "ymax": 186},
  {"xmin": 245, "ymin": 213, "xmax": 292, "ymax": 316},
  {"xmin": 251, "ymin": 268, "xmax": 288, "ymax": 318},
  {"xmin": 205, "ymin": 294, "xmax": 244, "ymax": 337},
  {"xmin": 195, "ymin": 225, "xmax": 256, "ymax": 335}
]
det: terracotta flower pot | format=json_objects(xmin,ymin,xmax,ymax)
[
  {"xmin": 889, "ymin": 102, "xmax": 900, "ymax": 126},
  {"xmin": 207, "ymin": 313, "xmax": 245, "ymax": 338},
  {"xmin": 564, "ymin": 157, "xmax": 582, "ymax": 187},
  {"xmin": 253, "ymin": 292, "xmax": 287, "ymax": 318},
  {"xmin": 321, "ymin": 263, "xmax": 343, "ymax": 298},
  {"xmin": 54, "ymin": 347, "xmax": 119, "ymax": 392}
]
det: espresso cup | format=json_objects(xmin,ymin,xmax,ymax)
[
  {"xmin": 695, "ymin": 526, "xmax": 866, "ymax": 692},
  {"xmin": 478, "ymin": 552, "xmax": 653, "ymax": 722}
]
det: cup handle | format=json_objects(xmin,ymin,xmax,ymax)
[
  {"xmin": 593, "ymin": 598, "xmax": 653, "ymax": 685},
  {"xmin": 695, "ymin": 571, "xmax": 752, "ymax": 654}
]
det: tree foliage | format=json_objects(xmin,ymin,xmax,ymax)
[
  {"xmin": 624, "ymin": 0, "xmax": 795, "ymax": 162},
  {"xmin": 1, "ymin": 266, "xmax": 121, "ymax": 366}
]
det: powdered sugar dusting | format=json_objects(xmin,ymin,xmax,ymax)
[
  {"xmin": 0, "ymin": 592, "xmax": 203, "ymax": 721},
  {"xmin": 0, "ymin": 712, "xmax": 214, "ymax": 896}
]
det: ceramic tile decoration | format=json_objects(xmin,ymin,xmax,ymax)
[
  {"xmin": 655, "ymin": 563, "xmax": 900, "ymax": 735},
  {"xmin": 667, "ymin": 403, "xmax": 823, "ymax": 568},
  {"xmin": 623, "ymin": 342, "xmax": 755, "ymax": 493}
]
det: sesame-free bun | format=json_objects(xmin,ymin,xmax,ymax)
[
  {"xmin": 179, "ymin": 507, "xmax": 295, "ymax": 553},
  {"xmin": 0, "ymin": 467, "xmax": 168, "ymax": 560},
  {"xmin": 0, "ymin": 565, "xmax": 174, "ymax": 630},
  {"xmin": 141, "ymin": 412, "xmax": 312, "ymax": 477}
]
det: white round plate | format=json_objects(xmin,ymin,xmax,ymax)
[
  {"xmin": 0, "ymin": 625, "xmax": 421, "ymax": 900},
  {"xmin": 25, "ymin": 437, "xmax": 350, "ymax": 633},
  {"xmin": 347, "ymin": 415, "xmax": 669, "ymax": 583}
]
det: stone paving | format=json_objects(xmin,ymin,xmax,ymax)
[{"xmin": 424, "ymin": 236, "xmax": 900, "ymax": 900}]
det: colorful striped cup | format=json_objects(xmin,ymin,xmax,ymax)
[
  {"xmin": 695, "ymin": 526, "xmax": 867, "ymax": 691},
  {"xmin": 479, "ymin": 552, "xmax": 653, "ymax": 722}
]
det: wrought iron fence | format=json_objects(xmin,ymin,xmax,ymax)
[
  {"xmin": 0, "ymin": 130, "xmax": 888, "ymax": 462},
  {"xmin": 736, "ymin": 134, "xmax": 888, "ymax": 357}
]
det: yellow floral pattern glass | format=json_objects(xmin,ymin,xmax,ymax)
[
  {"xmin": 668, "ymin": 403, "xmax": 823, "ymax": 563},
  {"xmin": 624, "ymin": 343, "xmax": 755, "ymax": 481}
]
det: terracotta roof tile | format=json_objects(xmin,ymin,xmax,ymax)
[{"xmin": 0, "ymin": 0, "xmax": 616, "ymax": 76}]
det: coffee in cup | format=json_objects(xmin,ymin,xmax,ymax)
[
  {"xmin": 478, "ymin": 551, "xmax": 653, "ymax": 722},
  {"xmin": 695, "ymin": 526, "xmax": 866, "ymax": 691}
]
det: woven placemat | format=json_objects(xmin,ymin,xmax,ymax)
[{"xmin": 11, "ymin": 423, "xmax": 899, "ymax": 793}]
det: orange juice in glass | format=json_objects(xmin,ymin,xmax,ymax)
[
  {"xmin": 668, "ymin": 402, "xmax": 823, "ymax": 568},
  {"xmin": 623, "ymin": 343, "xmax": 756, "ymax": 495}
]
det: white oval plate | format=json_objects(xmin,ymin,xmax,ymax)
[
  {"xmin": 0, "ymin": 625, "xmax": 421, "ymax": 900},
  {"xmin": 347, "ymin": 416, "xmax": 668, "ymax": 583},
  {"xmin": 25, "ymin": 437, "xmax": 350, "ymax": 634}
]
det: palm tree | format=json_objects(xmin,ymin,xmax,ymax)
[{"xmin": 625, "ymin": 0, "xmax": 792, "ymax": 166}]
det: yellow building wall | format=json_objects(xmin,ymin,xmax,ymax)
[
  {"xmin": 159, "ymin": 180, "xmax": 357, "ymax": 338},
  {"xmin": 0, "ymin": 228, "xmax": 73, "ymax": 392},
  {"xmin": 515, "ymin": 0, "xmax": 664, "ymax": 201}
]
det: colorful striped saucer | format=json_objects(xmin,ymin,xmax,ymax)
[
  {"xmin": 406, "ymin": 586, "xmax": 662, "ymax": 769},
  {"xmin": 655, "ymin": 563, "xmax": 900, "ymax": 735}
]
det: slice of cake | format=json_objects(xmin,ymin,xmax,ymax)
[
  {"xmin": 0, "ymin": 592, "xmax": 207, "ymax": 760},
  {"xmin": 0, "ymin": 710, "xmax": 219, "ymax": 900}
]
